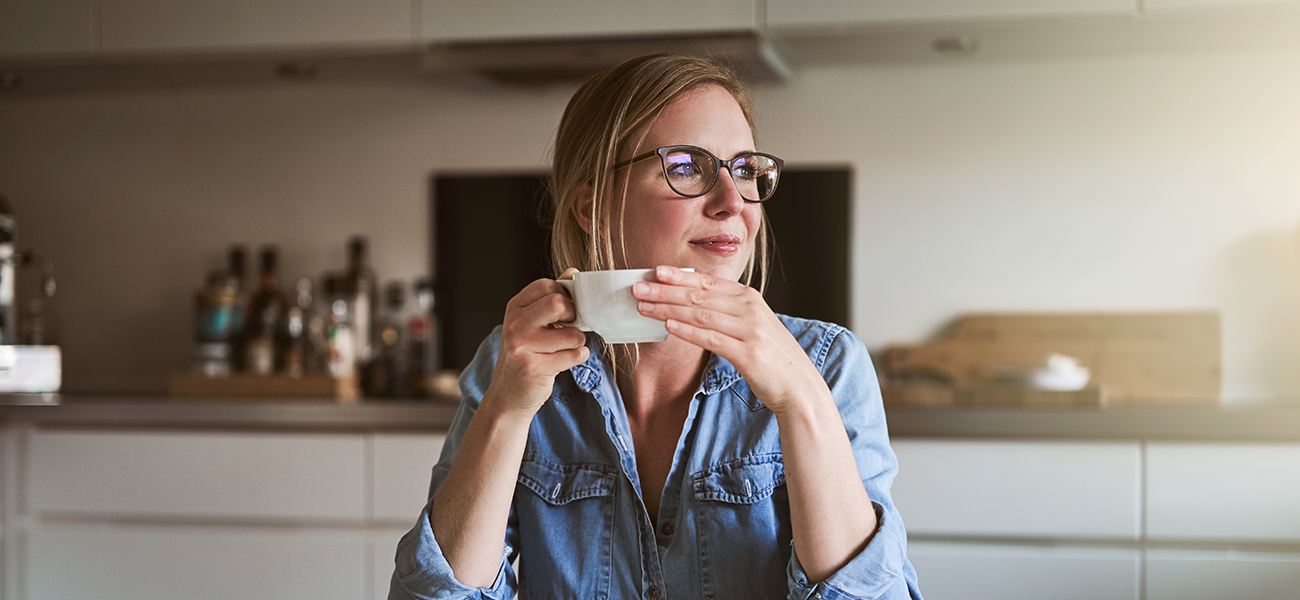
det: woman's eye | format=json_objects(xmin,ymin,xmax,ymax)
[
  {"xmin": 666, "ymin": 162, "xmax": 703, "ymax": 179},
  {"xmin": 733, "ymin": 165, "xmax": 757, "ymax": 180}
]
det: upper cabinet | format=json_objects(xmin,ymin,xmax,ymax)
[
  {"xmin": 0, "ymin": 0, "xmax": 96, "ymax": 57},
  {"xmin": 767, "ymin": 0, "xmax": 1138, "ymax": 28},
  {"xmin": 98, "ymin": 0, "xmax": 414, "ymax": 53},
  {"xmin": 418, "ymin": 0, "xmax": 758, "ymax": 43},
  {"xmin": 1145, "ymin": 0, "xmax": 1300, "ymax": 10}
]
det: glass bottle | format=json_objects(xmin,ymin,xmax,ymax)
[
  {"xmin": 227, "ymin": 245, "xmax": 250, "ymax": 371},
  {"xmin": 407, "ymin": 279, "xmax": 438, "ymax": 397},
  {"xmin": 342, "ymin": 236, "xmax": 377, "ymax": 368},
  {"xmin": 324, "ymin": 274, "xmax": 355, "ymax": 379},
  {"xmin": 241, "ymin": 246, "xmax": 289, "ymax": 375}
]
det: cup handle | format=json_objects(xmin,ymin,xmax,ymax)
[{"xmin": 555, "ymin": 279, "xmax": 592, "ymax": 332}]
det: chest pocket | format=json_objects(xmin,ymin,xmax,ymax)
[
  {"xmin": 692, "ymin": 454, "xmax": 792, "ymax": 600},
  {"xmin": 693, "ymin": 453, "xmax": 786, "ymax": 503},
  {"xmin": 514, "ymin": 455, "xmax": 616, "ymax": 599},
  {"xmin": 517, "ymin": 456, "xmax": 617, "ymax": 505}
]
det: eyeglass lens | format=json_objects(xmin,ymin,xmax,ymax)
[{"xmin": 662, "ymin": 147, "xmax": 780, "ymax": 202}]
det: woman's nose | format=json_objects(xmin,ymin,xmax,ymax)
[{"xmin": 705, "ymin": 167, "xmax": 746, "ymax": 217}]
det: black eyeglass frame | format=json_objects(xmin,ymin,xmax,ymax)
[{"xmin": 611, "ymin": 145, "xmax": 785, "ymax": 203}]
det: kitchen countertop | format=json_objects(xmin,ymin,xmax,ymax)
[{"xmin": 2, "ymin": 395, "xmax": 1300, "ymax": 441}]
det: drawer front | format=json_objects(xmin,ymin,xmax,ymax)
[
  {"xmin": 768, "ymin": 0, "xmax": 1137, "ymax": 27},
  {"xmin": 27, "ymin": 523, "xmax": 365, "ymax": 600},
  {"xmin": 909, "ymin": 542, "xmax": 1139, "ymax": 600},
  {"xmin": 1146, "ymin": 549, "xmax": 1300, "ymax": 600},
  {"xmin": 26, "ymin": 430, "xmax": 365, "ymax": 520},
  {"xmin": 372, "ymin": 433, "xmax": 446, "ymax": 522},
  {"xmin": 892, "ymin": 439, "xmax": 1140, "ymax": 538},
  {"xmin": 1147, "ymin": 442, "xmax": 1300, "ymax": 541}
]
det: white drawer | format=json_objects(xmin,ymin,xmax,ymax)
[
  {"xmin": 909, "ymin": 542, "xmax": 1139, "ymax": 600},
  {"xmin": 1147, "ymin": 442, "xmax": 1300, "ymax": 541},
  {"xmin": 892, "ymin": 439, "xmax": 1141, "ymax": 538},
  {"xmin": 1146, "ymin": 549, "xmax": 1300, "ymax": 600},
  {"xmin": 371, "ymin": 529, "xmax": 408, "ymax": 600},
  {"xmin": 372, "ymin": 433, "xmax": 445, "ymax": 522},
  {"xmin": 27, "ymin": 523, "xmax": 365, "ymax": 600},
  {"xmin": 26, "ymin": 430, "xmax": 364, "ymax": 520}
]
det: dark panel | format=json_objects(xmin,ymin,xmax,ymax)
[
  {"xmin": 760, "ymin": 168, "xmax": 851, "ymax": 327},
  {"xmin": 433, "ymin": 174, "xmax": 551, "ymax": 370}
]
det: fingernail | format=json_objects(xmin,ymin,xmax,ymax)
[
  {"xmin": 638, "ymin": 301, "xmax": 654, "ymax": 312},
  {"xmin": 633, "ymin": 282, "xmax": 648, "ymax": 295},
  {"xmin": 656, "ymin": 265, "xmax": 672, "ymax": 279},
  {"xmin": 666, "ymin": 319, "xmax": 679, "ymax": 331}
]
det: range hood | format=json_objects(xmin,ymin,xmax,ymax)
[{"xmin": 421, "ymin": 32, "xmax": 792, "ymax": 86}]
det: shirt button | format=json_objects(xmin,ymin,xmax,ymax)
[
  {"xmin": 660, "ymin": 521, "xmax": 674, "ymax": 535},
  {"xmin": 648, "ymin": 585, "xmax": 661, "ymax": 599}
]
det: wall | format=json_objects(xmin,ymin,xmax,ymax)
[{"xmin": 1, "ymin": 49, "xmax": 1298, "ymax": 399}]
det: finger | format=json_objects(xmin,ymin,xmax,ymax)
[
  {"xmin": 653, "ymin": 265, "xmax": 749, "ymax": 294},
  {"xmin": 638, "ymin": 301, "xmax": 747, "ymax": 338},
  {"xmin": 517, "ymin": 290, "xmax": 577, "ymax": 327},
  {"xmin": 632, "ymin": 280, "xmax": 744, "ymax": 314},
  {"xmin": 510, "ymin": 278, "xmax": 568, "ymax": 309},
  {"xmin": 524, "ymin": 325, "xmax": 588, "ymax": 354},
  {"xmin": 557, "ymin": 267, "xmax": 580, "ymax": 281},
  {"xmin": 534, "ymin": 344, "xmax": 590, "ymax": 373},
  {"xmin": 664, "ymin": 318, "xmax": 746, "ymax": 358}
]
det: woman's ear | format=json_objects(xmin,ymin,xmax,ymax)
[{"xmin": 570, "ymin": 184, "xmax": 595, "ymax": 235}]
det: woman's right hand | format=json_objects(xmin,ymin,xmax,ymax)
[{"xmin": 483, "ymin": 270, "xmax": 589, "ymax": 417}]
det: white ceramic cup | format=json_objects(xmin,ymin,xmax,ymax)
[{"xmin": 556, "ymin": 268, "xmax": 691, "ymax": 344}]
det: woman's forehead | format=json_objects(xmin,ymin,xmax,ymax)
[{"xmin": 626, "ymin": 85, "xmax": 755, "ymax": 158}]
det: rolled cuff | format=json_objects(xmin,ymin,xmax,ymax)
[
  {"xmin": 787, "ymin": 502, "xmax": 908, "ymax": 600},
  {"xmin": 389, "ymin": 500, "xmax": 514, "ymax": 600}
]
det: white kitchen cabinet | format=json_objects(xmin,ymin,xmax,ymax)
[
  {"xmin": 419, "ymin": 0, "xmax": 757, "ymax": 43},
  {"xmin": 27, "ymin": 523, "xmax": 366, "ymax": 600},
  {"xmin": 99, "ymin": 0, "xmax": 413, "ymax": 54},
  {"xmin": 892, "ymin": 439, "xmax": 1141, "ymax": 539},
  {"xmin": 0, "ymin": 0, "xmax": 96, "ymax": 58},
  {"xmin": 26, "ymin": 430, "xmax": 366, "ymax": 520},
  {"xmin": 1145, "ymin": 0, "xmax": 1300, "ymax": 11},
  {"xmin": 908, "ymin": 542, "xmax": 1140, "ymax": 600},
  {"xmin": 371, "ymin": 529, "xmax": 408, "ymax": 600},
  {"xmin": 372, "ymin": 433, "xmax": 445, "ymax": 522},
  {"xmin": 766, "ymin": 0, "xmax": 1138, "ymax": 28},
  {"xmin": 1146, "ymin": 549, "xmax": 1300, "ymax": 600},
  {"xmin": 1146, "ymin": 442, "xmax": 1300, "ymax": 542}
]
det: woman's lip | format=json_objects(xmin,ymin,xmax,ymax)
[{"xmin": 690, "ymin": 240, "xmax": 740, "ymax": 256}]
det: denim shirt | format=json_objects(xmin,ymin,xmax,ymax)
[{"xmin": 390, "ymin": 315, "xmax": 923, "ymax": 600}]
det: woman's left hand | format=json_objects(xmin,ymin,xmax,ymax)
[{"xmin": 632, "ymin": 265, "xmax": 827, "ymax": 415}]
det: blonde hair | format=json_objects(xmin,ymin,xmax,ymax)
[{"xmin": 548, "ymin": 53, "xmax": 769, "ymax": 288}]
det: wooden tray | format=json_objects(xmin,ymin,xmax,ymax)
[
  {"xmin": 168, "ymin": 373, "xmax": 359, "ymax": 402},
  {"xmin": 883, "ymin": 382, "xmax": 1106, "ymax": 407},
  {"xmin": 885, "ymin": 312, "xmax": 1220, "ymax": 404}
]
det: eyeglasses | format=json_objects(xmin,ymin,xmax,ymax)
[{"xmin": 611, "ymin": 145, "xmax": 784, "ymax": 203}]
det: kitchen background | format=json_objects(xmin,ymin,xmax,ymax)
[
  {"xmin": 4, "ymin": 2, "xmax": 1300, "ymax": 599},
  {"xmin": 3, "ymin": 38, "xmax": 1299, "ymax": 399}
]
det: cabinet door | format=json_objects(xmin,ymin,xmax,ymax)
[
  {"xmin": 372, "ymin": 433, "xmax": 446, "ymax": 522},
  {"xmin": 419, "ymin": 0, "xmax": 757, "ymax": 43},
  {"xmin": 892, "ymin": 439, "xmax": 1141, "ymax": 539},
  {"xmin": 100, "ymin": 0, "xmax": 412, "ymax": 53},
  {"xmin": 371, "ymin": 529, "xmax": 408, "ymax": 600},
  {"xmin": 26, "ymin": 523, "xmax": 365, "ymax": 600},
  {"xmin": 26, "ymin": 430, "xmax": 365, "ymax": 521},
  {"xmin": 0, "ymin": 0, "xmax": 95, "ymax": 57},
  {"xmin": 767, "ymin": 0, "xmax": 1137, "ymax": 28},
  {"xmin": 1145, "ymin": 0, "xmax": 1300, "ymax": 10},
  {"xmin": 1147, "ymin": 442, "xmax": 1300, "ymax": 541},
  {"xmin": 1146, "ymin": 549, "xmax": 1300, "ymax": 600},
  {"xmin": 909, "ymin": 542, "xmax": 1139, "ymax": 600}
]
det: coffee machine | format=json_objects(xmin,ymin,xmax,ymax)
[{"xmin": 0, "ymin": 195, "xmax": 61, "ymax": 398}]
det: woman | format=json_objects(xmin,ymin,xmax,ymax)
[{"xmin": 391, "ymin": 53, "xmax": 922, "ymax": 600}]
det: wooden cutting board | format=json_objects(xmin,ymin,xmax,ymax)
[{"xmin": 884, "ymin": 312, "xmax": 1220, "ymax": 403}]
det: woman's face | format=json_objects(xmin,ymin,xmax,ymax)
[{"xmin": 608, "ymin": 84, "xmax": 762, "ymax": 282}]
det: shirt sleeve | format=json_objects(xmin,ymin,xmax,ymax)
[
  {"xmin": 785, "ymin": 326, "xmax": 923, "ymax": 600},
  {"xmin": 388, "ymin": 328, "xmax": 522, "ymax": 600}
]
